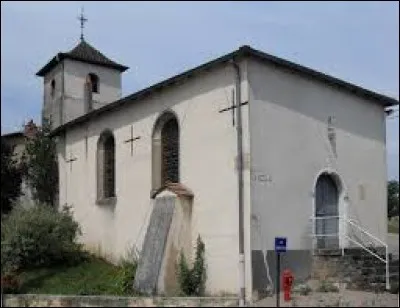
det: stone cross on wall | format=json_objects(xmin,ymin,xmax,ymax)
[
  {"xmin": 66, "ymin": 154, "xmax": 77, "ymax": 171},
  {"xmin": 327, "ymin": 116, "xmax": 337, "ymax": 157},
  {"xmin": 124, "ymin": 125, "xmax": 141, "ymax": 156},
  {"xmin": 219, "ymin": 90, "xmax": 248, "ymax": 127}
]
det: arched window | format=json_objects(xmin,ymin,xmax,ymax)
[
  {"xmin": 97, "ymin": 130, "xmax": 115, "ymax": 201},
  {"xmin": 151, "ymin": 111, "xmax": 180, "ymax": 195},
  {"xmin": 88, "ymin": 73, "xmax": 99, "ymax": 93},
  {"xmin": 50, "ymin": 79, "xmax": 56, "ymax": 98}
]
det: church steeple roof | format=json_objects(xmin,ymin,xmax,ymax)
[{"xmin": 36, "ymin": 40, "xmax": 129, "ymax": 77}]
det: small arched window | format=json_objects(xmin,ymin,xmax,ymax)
[
  {"xmin": 50, "ymin": 79, "xmax": 56, "ymax": 98},
  {"xmin": 97, "ymin": 130, "xmax": 115, "ymax": 200},
  {"xmin": 88, "ymin": 73, "xmax": 99, "ymax": 93}
]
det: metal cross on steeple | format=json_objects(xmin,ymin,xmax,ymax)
[{"xmin": 77, "ymin": 6, "xmax": 88, "ymax": 41}]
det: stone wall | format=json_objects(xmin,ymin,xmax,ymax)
[
  {"xmin": 2, "ymin": 294, "xmax": 238, "ymax": 307},
  {"xmin": 311, "ymin": 248, "xmax": 399, "ymax": 291}
]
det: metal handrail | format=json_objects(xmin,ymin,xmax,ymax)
[
  {"xmin": 312, "ymin": 215, "xmax": 340, "ymax": 220},
  {"xmin": 343, "ymin": 234, "xmax": 386, "ymax": 263},
  {"xmin": 309, "ymin": 215, "xmax": 390, "ymax": 290},
  {"xmin": 311, "ymin": 233, "xmax": 340, "ymax": 238},
  {"xmin": 346, "ymin": 218, "xmax": 387, "ymax": 247}
]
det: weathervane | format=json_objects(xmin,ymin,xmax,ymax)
[{"xmin": 77, "ymin": 6, "xmax": 88, "ymax": 41}]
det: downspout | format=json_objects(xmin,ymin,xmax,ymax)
[
  {"xmin": 62, "ymin": 58, "xmax": 65, "ymax": 125},
  {"xmin": 232, "ymin": 58, "xmax": 246, "ymax": 306},
  {"xmin": 59, "ymin": 55, "xmax": 65, "ymax": 126}
]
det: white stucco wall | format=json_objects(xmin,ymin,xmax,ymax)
[
  {"xmin": 58, "ymin": 61, "xmax": 252, "ymax": 297},
  {"xmin": 248, "ymin": 58, "xmax": 388, "ymax": 254}
]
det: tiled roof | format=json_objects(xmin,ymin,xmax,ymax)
[
  {"xmin": 151, "ymin": 183, "xmax": 194, "ymax": 199},
  {"xmin": 36, "ymin": 40, "xmax": 129, "ymax": 76}
]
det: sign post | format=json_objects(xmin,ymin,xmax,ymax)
[{"xmin": 274, "ymin": 237, "xmax": 287, "ymax": 308}]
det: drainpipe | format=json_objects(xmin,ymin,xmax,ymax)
[{"xmin": 231, "ymin": 58, "xmax": 246, "ymax": 307}]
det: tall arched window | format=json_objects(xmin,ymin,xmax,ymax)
[
  {"xmin": 151, "ymin": 111, "xmax": 180, "ymax": 195},
  {"xmin": 97, "ymin": 130, "xmax": 115, "ymax": 201},
  {"xmin": 88, "ymin": 73, "xmax": 99, "ymax": 93}
]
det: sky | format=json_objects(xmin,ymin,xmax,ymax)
[{"xmin": 1, "ymin": 1, "xmax": 399, "ymax": 180}]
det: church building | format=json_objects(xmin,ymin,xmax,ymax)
[{"xmin": 37, "ymin": 31, "xmax": 398, "ymax": 300}]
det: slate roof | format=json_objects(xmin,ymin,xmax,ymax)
[
  {"xmin": 36, "ymin": 40, "xmax": 129, "ymax": 76},
  {"xmin": 50, "ymin": 45, "xmax": 399, "ymax": 136}
]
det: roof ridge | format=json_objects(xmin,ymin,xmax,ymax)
[{"xmin": 49, "ymin": 45, "xmax": 398, "ymax": 136}]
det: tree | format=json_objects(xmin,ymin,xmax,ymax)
[
  {"xmin": 1, "ymin": 139, "xmax": 22, "ymax": 215},
  {"xmin": 388, "ymin": 180, "xmax": 399, "ymax": 219},
  {"xmin": 22, "ymin": 119, "xmax": 58, "ymax": 207}
]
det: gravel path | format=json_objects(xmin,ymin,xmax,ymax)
[{"xmin": 252, "ymin": 290, "xmax": 399, "ymax": 307}]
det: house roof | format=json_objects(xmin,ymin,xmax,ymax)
[
  {"xmin": 49, "ymin": 45, "xmax": 399, "ymax": 137},
  {"xmin": 36, "ymin": 40, "xmax": 129, "ymax": 76},
  {"xmin": 1, "ymin": 131, "xmax": 24, "ymax": 139}
]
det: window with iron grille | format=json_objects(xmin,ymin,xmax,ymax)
[
  {"xmin": 161, "ymin": 118, "xmax": 179, "ymax": 184},
  {"xmin": 104, "ymin": 135, "xmax": 115, "ymax": 197},
  {"xmin": 97, "ymin": 130, "xmax": 115, "ymax": 200}
]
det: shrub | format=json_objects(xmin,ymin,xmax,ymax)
[
  {"xmin": 1, "ymin": 138, "xmax": 22, "ymax": 216},
  {"xmin": 176, "ymin": 235, "xmax": 207, "ymax": 296},
  {"xmin": 115, "ymin": 246, "xmax": 139, "ymax": 295},
  {"xmin": 115, "ymin": 259, "xmax": 138, "ymax": 295},
  {"xmin": 293, "ymin": 283, "xmax": 312, "ymax": 295},
  {"xmin": 1, "ymin": 273, "xmax": 21, "ymax": 294},
  {"xmin": 1, "ymin": 204, "xmax": 84, "ymax": 274},
  {"xmin": 389, "ymin": 281, "xmax": 399, "ymax": 294},
  {"xmin": 316, "ymin": 281, "xmax": 339, "ymax": 293}
]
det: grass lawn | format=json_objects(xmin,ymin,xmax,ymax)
[
  {"xmin": 388, "ymin": 216, "xmax": 399, "ymax": 234},
  {"xmin": 17, "ymin": 256, "xmax": 133, "ymax": 296}
]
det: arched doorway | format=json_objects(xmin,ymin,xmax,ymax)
[
  {"xmin": 152, "ymin": 111, "xmax": 180, "ymax": 195},
  {"xmin": 315, "ymin": 173, "xmax": 339, "ymax": 249}
]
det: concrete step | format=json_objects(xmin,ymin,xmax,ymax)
[{"xmin": 314, "ymin": 248, "xmax": 342, "ymax": 256}]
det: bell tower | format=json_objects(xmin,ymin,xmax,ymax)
[{"xmin": 36, "ymin": 8, "xmax": 129, "ymax": 129}]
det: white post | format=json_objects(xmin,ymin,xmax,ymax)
[
  {"xmin": 341, "ymin": 198, "xmax": 348, "ymax": 256},
  {"xmin": 386, "ymin": 248, "xmax": 390, "ymax": 290},
  {"xmin": 341, "ymin": 216, "xmax": 345, "ymax": 256}
]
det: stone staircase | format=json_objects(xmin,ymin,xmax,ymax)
[{"xmin": 312, "ymin": 248, "xmax": 399, "ymax": 292}]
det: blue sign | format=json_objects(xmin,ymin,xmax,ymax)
[{"xmin": 275, "ymin": 237, "xmax": 287, "ymax": 253}]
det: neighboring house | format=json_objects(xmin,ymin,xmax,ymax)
[
  {"xmin": 1, "ymin": 122, "xmax": 37, "ymax": 208},
  {"xmin": 37, "ymin": 36, "xmax": 398, "ymax": 300}
]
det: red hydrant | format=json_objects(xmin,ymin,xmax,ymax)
[{"xmin": 282, "ymin": 269, "xmax": 294, "ymax": 302}]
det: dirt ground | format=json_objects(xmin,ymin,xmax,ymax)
[{"xmin": 251, "ymin": 290, "xmax": 399, "ymax": 307}]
